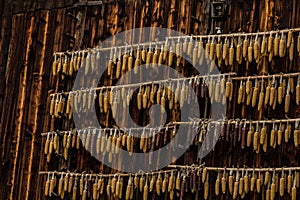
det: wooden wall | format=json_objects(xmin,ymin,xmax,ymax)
[{"xmin": 1, "ymin": 0, "xmax": 300, "ymax": 199}]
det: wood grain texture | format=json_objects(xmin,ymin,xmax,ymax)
[{"xmin": 0, "ymin": 0, "xmax": 299, "ymax": 200}]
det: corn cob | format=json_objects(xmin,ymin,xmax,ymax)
[
  {"xmin": 248, "ymin": 39, "xmax": 253, "ymax": 63},
  {"xmin": 215, "ymin": 174, "xmax": 220, "ymax": 196},
  {"xmin": 261, "ymin": 35, "xmax": 267, "ymax": 54},
  {"xmin": 250, "ymin": 170, "xmax": 256, "ymax": 192},
  {"xmin": 223, "ymin": 37, "xmax": 229, "ymax": 60},
  {"xmin": 279, "ymin": 32, "xmax": 286, "ymax": 57},
  {"xmin": 243, "ymin": 36, "xmax": 249, "ymax": 59},
  {"xmin": 162, "ymin": 173, "xmax": 168, "ymax": 193},
  {"xmin": 126, "ymin": 177, "xmax": 133, "ymax": 200},
  {"xmin": 216, "ymin": 38, "xmax": 221, "ymax": 59},
  {"xmin": 202, "ymin": 168, "xmax": 207, "ymax": 183},
  {"xmin": 294, "ymin": 121, "xmax": 299, "ymax": 147},
  {"xmin": 238, "ymin": 80, "xmax": 243, "ymax": 104},
  {"xmin": 260, "ymin": 122, "xmax": 267, "ymax": 145},
  {"xmin": 257, "ymin": 173, "xmax": 261, "ymax": 193},
  {"xmin": 229, "ymin": 170, "xmax": 234, "ymax": 194},
  {"xmin": 252, "ymin": 80, "xmax": 259, "ymax": 108},
  {"xmin": 258, "ymin": 82, "xmax": 265, "ymax": 111},
  {"xmin": 253, "ymin": 122, "xmax": 259, "ymax": 151},
  {"xmin": 229, "ymin": 39, "xmax": 234, "ymax": 66},
  {"xmin": 210, "ymin": 37, "xmax": 215, "ymax": 60},
  {"xmin": 156, "ymin": 173, "xmax": 162, "ymax": 195},
  {"xmin": 292, "ymin": 176, "xmax": 297, "ymax": 200},
  {"xmin": 233, "ymin": 179, "xmax": 239, "ymax": 199},
  {"xmin": 52, "ymin": 55, "xmax": 58, "ymax": 76},
  {"xmin": 221, "ymin": 170, "xmax": 227, "ymax": 194},
  {"xmin": 274, "ymin": 33, "xmax": 280, "ymax": 56},
  {"xmin": 247, "ymin": 123, "xmax": 254, "ymax": 147},
  {"xmin": 203, "ymin": 179, "xmax": 209, "ymax": 199},
  {"xmin": 237, "ymin": 38, "xmax": 243, "ymax": 63},
  {"xmin": 253, "ymin": 34, "xmax": 259, "ymax": 61}
]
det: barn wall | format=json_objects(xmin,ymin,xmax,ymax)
[{"xmin": 0, "ymin": 0, "xmax": 300, "ymax": 199}]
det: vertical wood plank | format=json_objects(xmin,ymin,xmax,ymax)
[
  {"xmin": 0, "ymin": 1, "xmax": 300, "ymax": 199},
  {"xmin": 8, "ymin": 14, "xmax": 27, "ymax": 200}
]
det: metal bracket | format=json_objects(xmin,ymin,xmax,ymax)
[
  {"xmin": 211, "ymin": 1, "xmax": 228, "ymax": 19},
  {"xmin": 74, "ymin": 1, "xmax": 103, "ymax": 7}
]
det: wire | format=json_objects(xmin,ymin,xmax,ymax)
[
  {"xmin": 39, "ymin": 165, "xmax": 300, "ymax": 178},
  {"xmin": 52, "ymin": 27, "xmax": 300, "ymax": 56},
  {"xmin": 49, "ymin": 72, "xmax": 236, "ymax": 97},
  {"xmin": 39, "ymin": 169, "xmax": 176, "ymax": 178},
  {"xmin": 41, "ymin": 117, "xmax": 300, "ymax": 137},
  {"xmin": 168, "ymin": 165, "xmax": 300, "ymax": 172}
]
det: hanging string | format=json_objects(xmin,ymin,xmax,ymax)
[
  {"xmin": 53, "ymin": 27, "xmax": 300, "ymax": 56},
  {"xmin": 41, "ymin": 117, "xmax": 300, "ymax": 137},
  {"xmin": 49, "ymin": 72, "xmax": 236, "ymax": 97},
  {"xmin": 39, "ymin": 165, "xmax": 300, "ymax": 178}
]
